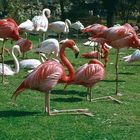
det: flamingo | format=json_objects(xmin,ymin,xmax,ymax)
[
  {"xmin": 48, "ymin": 19, "xmax": 71, "ymax": 40},
  {"xmin": 18, "ymin": 19, "xmax": 34, "ymax": 38},
  {"xmin": 11, "ymin": 39, "xmax": 93, "ymax": 116},
  {"xmin": 0, "ymin": 18, "xmax": 20, "ymax": 82},
  {"xmin": 19, "ymin": 53, "xmax": 47, "ymax": 71},
  {"xmin": 64, "ymin": 59, "xmax": 104, "ymax": 101},
  {"xmin": 34, "ymin": 38, "xmax": 59, "ymax": 60},
  {"xmin": 0, "ymin": 45, "xmax": 21, "ymax": 75},
  {"xmin": 71, "ymin": 21, "xmax": 84, "ymax": 38},
  {"xmin": 18, "ymin": 8, "xmax": 51, "ymax": 41},
  {"xmin": 32, "ymin": 8, "xmax": 51, "ymax": 41},
  {"xmin": 81, "ymin": 44, "xmax": 109, "ymax": 67},
  {"xmin": 122, "ymin": 49, "xmax": 140, "ymax": 63},
  {"xmin": 91, "ymin": 23, "xmax": 140, "ymax": 95},
  {"xmin": 81, "ymin": 23, "xmax": 108, "ymax": 37},
  {"xmin": 15, "ymin": 38, "xmax": 32, "ymax": 58}
]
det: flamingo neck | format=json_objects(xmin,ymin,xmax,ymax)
[
  {"xmin": 60, "ymin": 46, "xmax": 75, "ymax": 82},
  {"xmin": 42, "ymin": 9, "xmax": 50, "ymax": 18},
  {"xmin": 11, "ymin": 46, "xmax": 20, "ymax": 74}
]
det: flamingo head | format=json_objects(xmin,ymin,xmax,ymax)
[{"xmin": 60, "ymin": 39, "xmax": 80, "ymax": 58}]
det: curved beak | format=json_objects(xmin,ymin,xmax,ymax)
[{"xmin": 75, "ymin": 52, "xmax": 79, "ymax": 58}]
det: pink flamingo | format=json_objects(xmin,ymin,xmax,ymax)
[
  {"xmin": 81, "ymin": 44, "xmax": 109, "ymax": 67},
  {"xmin": 81, "ymin": 23, "xmax": 108, "ymax": 37},
  {"xmin": 11, "ymin": 39, "xmax": 92, "ymax": 116},
  {"xmin": 0, "ymin": 18, "xmax": 20, "ymax": 83},
  {"xmin": 91, "ymin": 23, "xmax": 140, "ymax": 95},
  {"xmin": 15, "ymin": 38, "xmax": 32, "ymax": 58},
  {"xmin": 64, "ymin": 59, "xmax": 105, "ymax": 101},
  {"xmin": 64, "ymin": 59, "xmax": 121, "ymax": 103}
]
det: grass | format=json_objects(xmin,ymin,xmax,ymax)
[{"xmin": 0, "ymin": 35, "xmax": 140, "ymax": 140}]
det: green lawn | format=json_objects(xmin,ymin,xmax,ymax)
[{"xmin": 0, "ymin": 35, "xmax": 140, "ymax": 140}]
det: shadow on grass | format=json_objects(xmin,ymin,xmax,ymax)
[
  {"xmin": 51, "ymin": 97, "xmax": 83, "ymax": 103},
  {"xmin": 51, "ymin": 89, "xmax": 87, "ymax": 97},
  {"xmin": 126, "ymin": 64, "xmax": 140, "ymax": 66},
  {"xmin": 0, "ymin": 110, "xmax": 39, "ymax": 118},
  {"xmin": 102, "ymin": 79, "xmax": 126, "ymax": 82},
  {"xmin": 119, "ymin": 72, "xmax": 135, "ymax": 75}
]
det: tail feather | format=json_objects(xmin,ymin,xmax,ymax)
[{"xmin": 11, "ymin": 81, "xmax": 26, "ymax": 102}]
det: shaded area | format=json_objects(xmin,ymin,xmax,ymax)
[
  {"xmin": 126, "ymin": 64, "xmax": 140, "ymax": 67},
  {"xmin": 0, "ymin": 110, "xmax": 39, "ymax": 118},
  {"xmin": 102, "ymin": 79, "xmax": 126, "ymax": 82},
  {"xmin": 51, "ymin": 97, "xmax": 83, "ymax": 103},
  {"xmin": 119, "ymin": 72, "xmax": 135, "ymax": 75},
  {"xmin": 51, "ymin": 89, "xmax": 87, "ymax": 97}
]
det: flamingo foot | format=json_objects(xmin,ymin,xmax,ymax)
[
  {"xmin": 91, "ymin": 96, "xmax": 123, "ymax": 104},
  {"xmin": 48, "ymin": 108, "xmax": 93, "ymax": 117}
]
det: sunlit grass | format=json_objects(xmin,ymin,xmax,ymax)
[{"xmin": 0, "ymin": 35, "xmax": 140, "ymax": 140}]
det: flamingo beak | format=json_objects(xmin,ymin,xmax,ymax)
[{"xmin": 75, "ymin": 52, "xmax": 79, "ymax": 58}]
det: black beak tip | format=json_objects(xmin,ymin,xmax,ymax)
[{"xmin": 75, "ymin": 52, "xmax": 79, "ymax": 58}]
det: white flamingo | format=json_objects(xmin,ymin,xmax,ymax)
[
  {"xmin": 48, "ymin": 19, "xmax": 71, "ymax": 40},
  {"xmin": 71, "ymin": 21, "xmax": 84, "ymax": 38},
  {"xmin": 0, "ymin": 45, "xmax": 21, "ymax": 75},
  {"xmin": 19, "ymin": 53, "xmax": 47, "ymax": 71},
  {"xmin": 19, "ymin": 8, "xmax": 51, "ymax": 41},
  {"xmin": 34, "ymin": 38, "xmax": 60, "ymax": 60},
  {"xmin": 122, "ymin": 49, "xmax": 140, "ymax": 63}
]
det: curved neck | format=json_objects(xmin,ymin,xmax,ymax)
[
  {"xmin": 11, "ymin": 46, "xmax": 20, "ymax": 74},
  {"xmin": 60, "ymin": 45, "xmax": 75, "ymax": 82},
  {"xmin": 42, "ymin": 9, "xmax": 50, "ymax": 18}
]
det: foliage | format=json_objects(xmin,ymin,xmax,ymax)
[{"xmin": 6, "ymin": 0, "xmax": 44, "ymax": 24}]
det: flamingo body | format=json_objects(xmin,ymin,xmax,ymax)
[
  {"xmin": 71, "ymin": 21, "xmax": 84, "ymax": 31},
  {"xmin": 122, "ymin": 49, "xmax": 140, "ymax": 63},
  {"xmin": 32, "ymin": 8, "xmax": 51, "ymax": 32},
  {"xmin": 15, "ymin": 38, "xmax": 32, "ymax": 53},
  {"xmin": 18, "ymin": 19, "xmax": 34, "ymax": 33},
  {"xmin": 0, "ymin": 18, "xmax": 20, "ymax": 40},
  {"xmin": 35, "ymin": 38, "xmax": 59, "ymax": 58},
  {"xmin": 70, "ymin": 59, "xmax": 104, "ymax": 87},
  {"xmin": 81, "ymin": 23, "xmax": 108, "ymax": 37},
  {"xmin": 20, "ymin": 59, "xmax": 42, "ymax": 69}
]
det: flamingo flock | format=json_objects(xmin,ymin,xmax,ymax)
[{"xmin": 0, "ymin": 7, "xmax": 140, "ymax": 117}]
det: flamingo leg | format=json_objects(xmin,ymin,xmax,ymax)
[
  {"xmin": 45, "ymin": 92, "xmax": 51, "ymax": 116},
  {"xmin": 58, "ymin": 34, "xmax": 61, "ymax": 41},
  {"xmin": 115, "ymin": 49, "xmax": 121, "ymax": 96},
  {"xmin": 44, "ymin": 91, "xmax": 93, "ymax": 117},
  {"xmin": 89, "ymin": 88, "xmax": 92, "ymax": 102},
  {"xmin": 1, "ymin": 39, "xmax": 6, "ymax": 83}
]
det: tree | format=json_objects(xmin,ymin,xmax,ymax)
[{"xmin": 102, "ymin": 0, "xmax": 119, "ymax": 27}]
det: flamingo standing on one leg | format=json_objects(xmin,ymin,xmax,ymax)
[
  {"xmin": 0, "ymin": 18, "xmax": 20, "ymax": 83},
  {"xmin": 91, "ymin": 23, "xmax": 140, "ymax": 95},
  {"xmin": 11, "ymin": 39, "xmax": 93, "ymax": 116}
]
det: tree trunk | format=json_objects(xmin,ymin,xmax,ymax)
[
  {"xmin": 107, "ymin": 8, "xmax": 114, "ymax": 27},
  {"xmin": 59, "ymin": 0, "xmax": 65, "ymax": 21}
]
